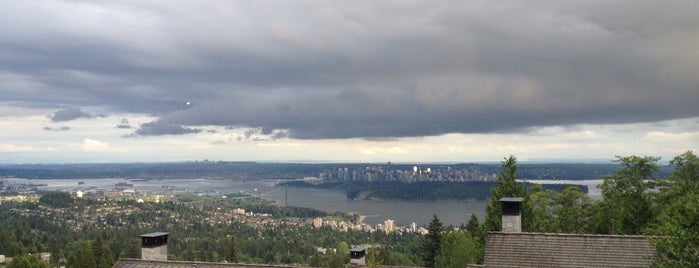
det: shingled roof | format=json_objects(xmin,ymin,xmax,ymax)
[{"xmin": 483, "ymin": 232, "xmax": 659, "ymax": 268}]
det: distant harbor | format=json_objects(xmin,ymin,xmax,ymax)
[
  {"xmin": 520, "ymin": 179, "xmax": 604, "ymax": 200},
  {"xmin": 2, "ymin": 176, "xmax": 602, "ymax": 226}
]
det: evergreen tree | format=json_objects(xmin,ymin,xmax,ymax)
[
  {"xmin": 366, "ymin": 242, "xmax": 381, "ymax": 268},
  {"xmin": 651, "ymin": 151, "xmax": 699, "ymax": 267},
  {"xmin": 434, "ymin": 230, "xmax": 478, "ymax": 268},
  {"xmin": 654, "ymin": 151, "xmax": 699, "ymax": 207},
  {"xmin": 122, "ymin": 239, "xmax": 140, "ymax": 259},
  {"xmin": 596, "ymin": 155, "xmax": 659, "ymax": 234},
  {"xmin": 67, "ymin": 241, "xmax": 96, "ymax": 268},
  {"xmin": 553, "ymin": 186, "xmax": 592, "ymax": 233},
  {"xmin": 522, "ymin": 185, "xmax": 556, "ymax": 232},
  {"xmin": 337, "ymin": 241, "xmax": 350, "ymax": 264},
  {"xmin": 475, "ymin": 155, "xmax": 527, "ymax": 264},
  {"xmin": 100, "ymin": 242, "xmax": 114, "ymax": 268},
  {"xmin": 651, "ymin": 193, "xmax": 699, "ymax": 267},
  {"xmin": 422, "ymin": 214, "xmax": 444, "ymax": 267},
  {"xmin": 378, "ymin": 245, "xmax": 391, "ymax": 266},
  {"xmin": 308, "ymin": 252, "xmax": 322, "ymax": 267},
  {"xmin": 226, "ymin": 236, "xmax": 240, "ymax": 263},
  {"xmin": 49, "ymin": 237, "xmax": 62, "ymax": 265},
  {"xmin": 6, "ymin": 254, "xmax": 50, "ymax": 268},
  {"xmin": 39, "ymin": 192, "xmax": 73, "ymax": 208},
  {"xmin": 197, "ymin": 250, "xmax": 208, "ymax": 262},
  {"xmin": 91, "ymin": 236, "xmax": 113, "ymax": 268},
  {"xmin": 482, "ymin": 155, "xmax": 524, "ymax": 235},
  {"xmin": 465, "ymin": 214, "xmax": 480, "ymax": 239},
  {"xmin": 327, "ymin": 252, "xmax": 344, "ymax": 268},
  {"xmin": 92, "ymin": 237, "xmax": 103, "ymax": 264}
]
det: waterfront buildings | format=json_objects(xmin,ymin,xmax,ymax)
[{"xmin": 384, "ymin": 219, "xmax": 395, "ymax": 233}]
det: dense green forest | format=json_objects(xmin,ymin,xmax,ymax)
[
  {"xmin": 467, "ymin": 151, "xmax": 697, "ymax": 267},
  {"xmin": 0, "ymin": 193, "xmax": 422, "ymax": 268},
  {"xmin": 408, "ymin": 151, "xmax": 697, "ymax": 268}
]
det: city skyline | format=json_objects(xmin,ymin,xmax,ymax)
[{"xmin": 1, "ymin": 1, "xmax": 697, "ymax": 163}]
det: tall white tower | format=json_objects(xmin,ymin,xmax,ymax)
[{"xmin": 384, "ymin": 219, "xmax": 395, "ymax": 233}]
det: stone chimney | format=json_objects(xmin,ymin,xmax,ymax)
[
  {"xmin": 140, "ymin": 232, "xmax": 169, "ymax": 260},
  {"xmin": 500, "ymin": 197, "xmax": 523, "ymax": 232}
]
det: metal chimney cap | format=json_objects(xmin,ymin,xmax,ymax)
[
  {"xmin": 499, "ymin": 197, "xmax": 524, "ymax": 202},
  {"xmin": 140, "ymin": 232, "xmax": 169, "ymax": 238}
]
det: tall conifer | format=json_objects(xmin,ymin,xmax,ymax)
[{"xmin": 422, "ymin": 214, "xmax": 444, "ymax": 267}]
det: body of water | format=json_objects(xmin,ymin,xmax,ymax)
[
  {"xmin": 6, "ymin": 177, "xmax": 602, "ymax": 227},
  {"xmin": 521, "ymin": 179, "xmax": 604, "ymax": 200},
  {"xmin": 7, "ymin": 177, "xmax": 484, "ymax": 227},
  {"xmin": 262, "ymin": 186, "xmax": 486, "ymax": 227}
]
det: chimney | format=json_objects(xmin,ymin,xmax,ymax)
[
  {"xmin": 140, "ymin": 232, "xmax": 169, "ymax": 260},
  {"xmin": 500, "ymin": 197, "xmax": 523, "ymax": 232}
]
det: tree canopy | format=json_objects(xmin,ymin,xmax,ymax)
[
  {"xmin": 422, "ymin": 214, "xmax": 444, "ymax": 268},
  {"xmin": 434, "ymin": 230, "xmax": 479, "ymax": 268},
  {"xmin": 482, "ymin": 155, "xmax": 525, "ymax": 236},
  {"xmin": 596, "ymin": 155, "xmax": 659, "ymax": 234},
  {"xmin": 650, "ymin": 151, "xmax": 699, "ymax": 267},
  {"xmin": 38, "ymin": 191, "xmax": 73, "ymax": 208}
]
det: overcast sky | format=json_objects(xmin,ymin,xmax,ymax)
[{"xmin": 1, "ymin": 0, "xmax": 697, "ymax": 163}]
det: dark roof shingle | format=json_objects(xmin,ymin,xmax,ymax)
[{"xmin": 483, "ymin": 232, "xmax": 659, "ymax": 268}]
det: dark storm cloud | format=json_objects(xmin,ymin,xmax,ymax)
[
  {"xmin": 1, "ymin": 1, "xmax": 698, "ymax": 139},
  {"xmin": 116, "ymin": 118, "xmax": 132, "ymax": 129},
  {"xmin": 50, "ymin": 108, "xmax": 95, "ymax": 122},
  {"xmin": 135, "ymin": 121, "xmax": 202, "ymax": 136}
]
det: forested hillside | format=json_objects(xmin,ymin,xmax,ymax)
[{"xmin": 0, "ymin": 194, "xmax": 421, "ymax": 267}]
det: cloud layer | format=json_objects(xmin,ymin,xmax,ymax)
[
  {"xmin": 1, "ymin": 1, "xmax": 698, "ymax": 139},
  {"xmin": 50, "ymin": 108, "xmax": 95, "ymax": 122}
]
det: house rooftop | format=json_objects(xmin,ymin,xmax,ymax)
[
  {"xmin": 499, "ymin": 197, "xmax": 523, "ymax": 202},
  {"xmin": 483, "ymin": 232, "xmax": 659, "ymax": 267},
  {"xmin": 140, "ymin": 232, "xmax": 170, "ymax": 238},
  {"xmin": 350, "ymin": 246, "xmax": 366, "ymax": 252}
]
